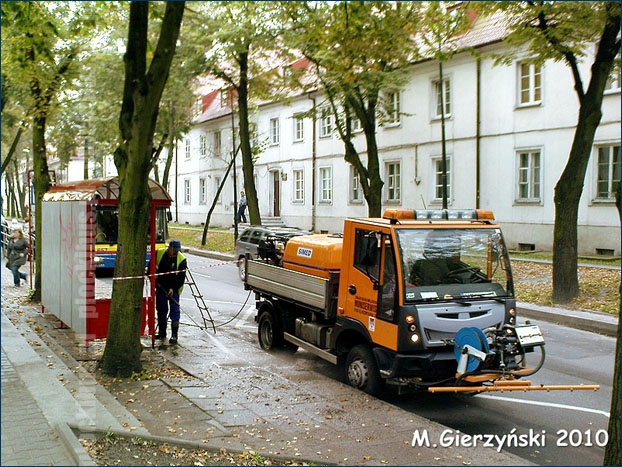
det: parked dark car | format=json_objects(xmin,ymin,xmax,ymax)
[{"xmin": 235, "ymin": 225, "xmax": 308, "ymax": 280}]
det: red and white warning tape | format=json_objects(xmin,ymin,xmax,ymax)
[{"xmin": 111, "ymin": 259, "xmax": 241, "ymax": 281}]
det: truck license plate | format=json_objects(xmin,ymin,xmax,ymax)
[{"xmin": 515, "ymin": 325, "xmax": 545, "ymax": 346}]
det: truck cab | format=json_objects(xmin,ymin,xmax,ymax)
[{"xmin": 336, "ymin": 209, "xmax": 516, "ymax": 386}]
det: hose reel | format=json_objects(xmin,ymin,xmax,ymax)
[{"xmin": 453, "ymin": 327, "xmax": 490, "ymax": 374}]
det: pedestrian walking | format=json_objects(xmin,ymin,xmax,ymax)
[
  {"xmin": 5, "ymin": 229, "xmax": 28, "ymax": 287},
  {"xmin": 152, "ymin": 239, "xmax": 187, "ymax": 344},
  {"xmin": 237, "ymin": 191, "xmax": 247, "ymax": 223}
]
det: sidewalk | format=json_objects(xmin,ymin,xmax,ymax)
[
  {"xmin": 1, "ymin": 274, "xmax": 149, "ymax": 466},
  {"xmin": 1, "ymin": 261, "xmax": 617, "ymax": 466}
]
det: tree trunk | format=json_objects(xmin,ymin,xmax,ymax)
[
  {"xmin": 237, "ymin": 50, "xmax": 261, "ymax": 225},
  {"xmin": 0, "ymin": 126, "xmax": 24, "ymax": 176},
  {"xmin": 102, "ymin": 1, "xmax": 184, "ymax": 377},
  {"xmin": 161, "ymin": 107, "xmax": 176, "ymax": 193},
  {"xmin": 342, "ymin": 93, "xmax": 384, "ymax": 218},
  {"xmin": 362, "ymin": 127, "xmax": 383, "ymax": 218},
  {"xmin": 604, "ymin": 185, "xmax": 621, "ymax": 466},
  {"xmin": 553, "ymin": 104, "xmax": 601, "ymax": 302},
  {"xmin": 202, "ymin": 156, "xmax": 235, "ymax": 245},
  {"xmin": 105, "ymin": 153, "xmax": 151, "ymax": 376},
  {"xmin": 552, "ymin": 6, "xmax": 620, "ymax": 303},
  {"xmin": 604, "ymin": 311, "xmax": 621, "ymax": 465}
]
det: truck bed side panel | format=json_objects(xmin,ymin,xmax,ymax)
[{"xmin": 246, "ymin": 260, "xmax": 338, "ymax": 318}]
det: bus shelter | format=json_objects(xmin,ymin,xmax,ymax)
[{"xmin": 41, "ymin": 177, "xmax": 172, "ymax": 343}]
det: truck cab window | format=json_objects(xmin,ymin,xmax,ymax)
[
  {"xmin": 379, "ymin": 241, "xmax": 397, "ymax": 322},
  {"xmin": 354, "ymin": 229, "xmax": 380, "ymax": 281}
]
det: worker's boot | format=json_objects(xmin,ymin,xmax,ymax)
[
  {"xmin": 157, "ymin": 319, "xmax": 167, "ymax": 340},
  {"xmin": 169, "ymin": 322, "xmax": 179, "ymax": 345}
]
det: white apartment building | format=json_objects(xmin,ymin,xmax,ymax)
[{"xmin": 168, "ymin": 18, "xmax": 621, "ymax": 257}]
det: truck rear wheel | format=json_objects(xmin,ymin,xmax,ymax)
[
  {"xmin": 345, "ymin": 345, "xmax": 385, "ymax": 397},
  {"xmin": 258, "ymin": 311, "xmax": 283, "ymax": 350}
]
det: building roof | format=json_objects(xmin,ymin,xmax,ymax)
[
  {"xmin": 191, "ymin": 9, "xmax": 510, "ymax": 125},
  {"xmin": 42, "ymin": 177, "xmax": 172, "ymax": 202}
]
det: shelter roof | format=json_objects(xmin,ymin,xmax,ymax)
[{"xmin": 42, "ymin": 177, "xmax": 172, "ymax": 202}]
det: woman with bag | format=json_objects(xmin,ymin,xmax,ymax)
[{"xmin": 6, "ymin": 229, "xmax": 28, "ymax": 287}]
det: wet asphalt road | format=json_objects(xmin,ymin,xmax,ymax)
[{"xmin": 97, "ymin": 252, "xmax": 614, "ymax": 466}]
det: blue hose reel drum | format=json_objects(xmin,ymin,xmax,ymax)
[{"xmin": 454, "ymin": 327, "xmax": 490, "ymax": 373}]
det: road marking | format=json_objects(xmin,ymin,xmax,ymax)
[
  {"xmin": 234, "ymin": 306, "xmax": 256, "ymax": 328},
  {"xmin": 478, "ymin": 394, "xmax": 610, "ymax": 418},
  {"xmin": 191, "ymin": 271, "xmax": 212, "ymax": 279},
  {"xmin": 209, "ymin": 299, "xmax": 253, "ymax": 306}
]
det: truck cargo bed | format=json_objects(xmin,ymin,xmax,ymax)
[{"xmin": 245, "ymin": 260, "xmax": 339, "ymax": 318}]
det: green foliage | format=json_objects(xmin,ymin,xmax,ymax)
[
  {"xmin": 186, "ymin": 2, "xmax": 291, "ymax": 101},
  {"xmin": 169, "ymin": 226, "xmax": 235, "ymax": 254},
  {"xmin": 483, "ymin": 1, "xmax": 620, "ymax": 66},
  {"xmin": 103, "ymin": 430, "xmax": 117, "ymax": 445},
  {"xmin": 130, "ymin": 369, "xmax": 155, "ymax": 381},
  {"xmin": 280, "ymin": 2, "xmax": 426, "ymax": 216}
]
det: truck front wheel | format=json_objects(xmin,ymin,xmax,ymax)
[
  {"xmin": 258, "ymin": 311, "xmax": 283, "ymax": 350},
  {"xmin": 345, "ymin": 345, "xmax": 385, "ymax": 397}
]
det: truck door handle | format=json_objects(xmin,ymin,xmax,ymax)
[{"xmin": 348, "ymin": 285, "xmax": 356, "ymax": 295}]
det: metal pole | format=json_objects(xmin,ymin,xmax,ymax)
[
  {"xmin": 439, "ymin": 60, "xmax": 448, "ymax": 210},
  {"xmin": 231, "ymin": 100, "xmax": 239, "ymax": 242}
]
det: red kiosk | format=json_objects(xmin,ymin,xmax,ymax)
[{"xmin": 41, "ymin": 177, "xmax": 172, "ymax": 344}]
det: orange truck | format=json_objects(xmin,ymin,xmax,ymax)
[{"xmin": 244, "ymin": 209, "xmax": 595, "ymax": 396}]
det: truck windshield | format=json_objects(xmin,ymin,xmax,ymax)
[{"xmin": 395, "ymin": 228, "xmax": 513, "ymax": 302}]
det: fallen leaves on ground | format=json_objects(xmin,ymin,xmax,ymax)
[
  {"xmin": 512, "ymin": 262, "xmax": 619, "ymax": 314},
  {"xmin": 80, "ymin": 434, "xmax": 308, "ymax": 466}
]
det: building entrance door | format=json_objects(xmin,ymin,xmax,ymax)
[{"xmin": 272, "ymin": 171, "xmax": 280, "ymax": 217}]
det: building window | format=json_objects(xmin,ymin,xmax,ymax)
[
  {"xmin": 319, "ymin": 167, "xmax": 332, "ymax": 203},
  {"xmin": 214, "ymin": 176, "xmax": 222, "ymax": 204},
  {"xmin": 596, "ymin": 144, "xmax": 620, "ymax": 200},
  {"xmin": 184, "ymin": 179, "xmax": 191, "ymax": 204},
  {"xmin": 433, "ymin": 157, "xmax": 452, "ymax": 201},
  {"xmin": 350, "ymin": 117, "xmax": 362, "ymax": 133},
  {"xmin": 350, "ymin": 166, "xmax": 362, "ymax": 203},
  {"xmin": 518, "ymin": 62, "xmax": 542, "ymax": 106},
  {"xmin": 433, "ymin": 78, "xmax": 451, "ymax": 118},
  {"xmin": 320, "ymin": 107, "xmax": 333, "ymax": 138},
  {"xmin": 605, "ymin": 61, "xmax": 621, "ymax": 93},
  {"xmin": 517, "ymin": 150, "xmax": 541, "ymax": 201},
  {"xmin": 294, "ymin": 114, "xmax": 304, "ymax": 142},
  {"xmin": 213, "ymin": 130, "xmax": 222, "ymax": 156},
  {"xmin": 185, "ymin": 139, "xmax": 190, "ymax": 159},
  {"xmin": 269, "ymin": 118, "xmax": 280, "ymax": 145},
  {"xmin": 249, "ymin": 123, "xmax": 258, "ymax": 149},
  {"xmin": 199, "ymin": 178, "xmax": 207, "ymax": 204},
  {"xmin": 200, "ymin": 134, "xmax": 207, "ymax": 157},
  {"xmin": 293, "ymin": 169, "xmax": 304, "ymax": 202},
  {"xmin": 385, "ymin": 161, "xmax": 401, "ymax": 202},
  {"xmin": 385, "ymin": 91, "xmax": 401, "ymax": 125}
]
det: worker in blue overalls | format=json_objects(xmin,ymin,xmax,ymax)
[{"xmin": 153, "ymin": 239, "xmax": 187, "ymax": 344}]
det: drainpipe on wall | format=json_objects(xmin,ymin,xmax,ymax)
[
  {"xmin": 476, "ymin": 57, "xmax": 481, "ymax": 209},
  {"xmin": 308, "ymin": 93, "xmax": 317, "ymax": 232},
  {"xmin": 175, "ymin": 141, "xmax": 179, "ymax": 223}
]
